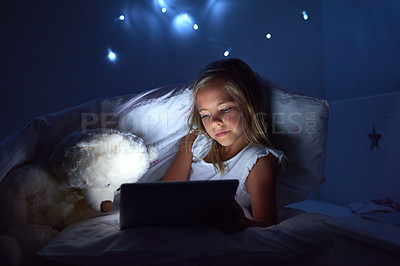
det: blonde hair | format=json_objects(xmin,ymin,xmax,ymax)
[{"xmin": 188, "ymin": 58, "xmax": 274, "ymax": 174}]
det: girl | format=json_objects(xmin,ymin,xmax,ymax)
[{"xmin": 163, "ymin": 58, "xmax": 283, "ymax": 233}]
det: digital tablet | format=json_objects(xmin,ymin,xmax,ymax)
[{"xmin": 119, "ymin": 179, "xmax": 239, "ymax": 229}]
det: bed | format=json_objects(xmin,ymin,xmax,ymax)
[{"xmin": 0, "ymin": 77, "xmax": 336, "ymax": 265}]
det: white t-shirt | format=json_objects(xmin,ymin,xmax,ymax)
[{"xmin": 189, "ymin": 134, "xmax": 284, "ymax": 209}]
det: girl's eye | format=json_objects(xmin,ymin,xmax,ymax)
[
  {"xmin": 221, "ymin": 107, "xmax": 232, "ymax": 113},
  {"xmin": 201, "ymin": 114, "xmax": 210, "ymax": 119}
]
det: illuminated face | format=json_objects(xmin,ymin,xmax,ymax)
[{"xmin": 196, "ymin": 79, "xmax": 248, "ymax": 151}]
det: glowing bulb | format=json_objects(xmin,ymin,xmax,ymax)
[
  {"xmin": 223, "ymin": 49, "xmax": 231, "ymax": 57},
  {"xmin": 302, "ymin": 11, "xmax": 309, "ymax": 20},
  {"xmin": 183, "ymin": 13, "xmax": 190, "ymax": 21},
  {"xmin": 193, "ymin": 23, "xmax": 199, "ymax": 30},
  {"xmin": 118, "ymin": 15, "xmax": 125, "ymax": 21},
  {"xmin": 265, "ymin": 33, "xmax": 271, "ymax": 39},
  {"xmin": 108, "ymin": 49, "xmax": 116, "ymax": 61},
  {"xmin": 172, "ymin": 13, "xmax": 195, "ymax": 34},
  {"xmin": 158, "ymin": 0, "xmax": 168, "ymax": 13}
]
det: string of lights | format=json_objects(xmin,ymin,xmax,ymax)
[{"xmin": 107, "ymin": 0, "xmax": 309, "ymax": 62}]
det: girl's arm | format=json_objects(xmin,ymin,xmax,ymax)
[
  {"xmin": 162, "ymin": 132, "xmax": 197, "ymax": 181},
  {"xmin": 201, "ymin": 154, "xmax": 278, "ymax": 233},
  {"xmin": 244, "ymin": 153, "xmax": 278, "ymax": 227}
]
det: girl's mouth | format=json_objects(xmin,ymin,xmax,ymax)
[{"xmin": 216, "ymin": 131, "xmax": 229, "ymax": 138}]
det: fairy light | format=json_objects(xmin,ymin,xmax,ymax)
[
  {"xmin": 223, "ymin": 48, "xmax": 231, "ymax": 57},
  {"xmin": 183, "ymin": 13, "xmax": 190, "ymax": 22},
  {"xmin": 158, "ymin": 0, "xmax": 168, "ymax": 14},
  {"xmin": 302, "ymin": 11, "xmax": 309, "ymax": 20},
  {"xmin": 110, "ymin": 4, "xmax": 310, "ymax": 61},
  {"xmin": 107, "ymin": 49, "xmax": 116, "ymax": 61}
]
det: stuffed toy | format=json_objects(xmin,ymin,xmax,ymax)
[{"xmin": 0, "ymin": 129, "xmax": 158, "ymax": 265}]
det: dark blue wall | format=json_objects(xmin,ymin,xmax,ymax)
[
  {"xmin": 320, "ymin": 0, "xmax": 400, "ymax": 204},
  {"xmin": 0, "ymin": 0, "xmax": 322, "ymax": 141},
  {"xmin": 322, "ymin": 0, "xmax": 400, "ymax": 100}
]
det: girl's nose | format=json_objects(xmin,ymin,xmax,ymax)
[{"xmin": 211, "ymin": 115, "xmax": 223, "ymax": 126}]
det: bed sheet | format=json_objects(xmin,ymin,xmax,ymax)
[
  {"xmin": 286, "ymin": 199, "xmax": 356, "ymax": 218},
  {"xmin": 38, "ymin": 209, "xmax": 333, "ymax": 265}
]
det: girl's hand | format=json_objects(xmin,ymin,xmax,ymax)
[{"xmin": 201, "ymin": 200, "xmax": 249, "ymax": 234}]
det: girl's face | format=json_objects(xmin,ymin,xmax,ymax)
[{"xmin": 196, "ymin": 79, "xmax": 248, "ymax": 150}]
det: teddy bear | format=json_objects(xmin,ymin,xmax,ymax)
[{"xmin": 0, "ymin": 128, "xmax": 158, "ymax": 265}]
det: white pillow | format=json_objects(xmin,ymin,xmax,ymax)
[
  {"xmin": 115, "ymin": 85, "xmax": 193, "ymax": 146},
  {"xmin": 260, "ymin": 77, "xmax": 329, "ymax": 207},
  {"xmin": 114, "ymin": 85, "xmax": 193, "ymax": 183}
]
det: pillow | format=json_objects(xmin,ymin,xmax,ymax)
[
  {"xmin": 115, "ymin": 84, "xmax": 193, "ymax": 146},
  {"xmin": 260, "ymin": 77, "xmax": 329, "ymax": 207},
  {"xmin": 114, "ymin": 85, "xmax": 193, "ymax": 183}
]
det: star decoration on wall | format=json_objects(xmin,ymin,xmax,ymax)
[{"xmin": 368, "ymin": 126, "xmax": 381, "ymax": 150}]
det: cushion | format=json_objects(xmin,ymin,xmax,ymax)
[
  {"xmin": 260, "ymin": 77, "xmax": 329, "ymax": 207},
  {"xmin": 114, "ymin": 85, "xmax": 193, "ymax": 183}
]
